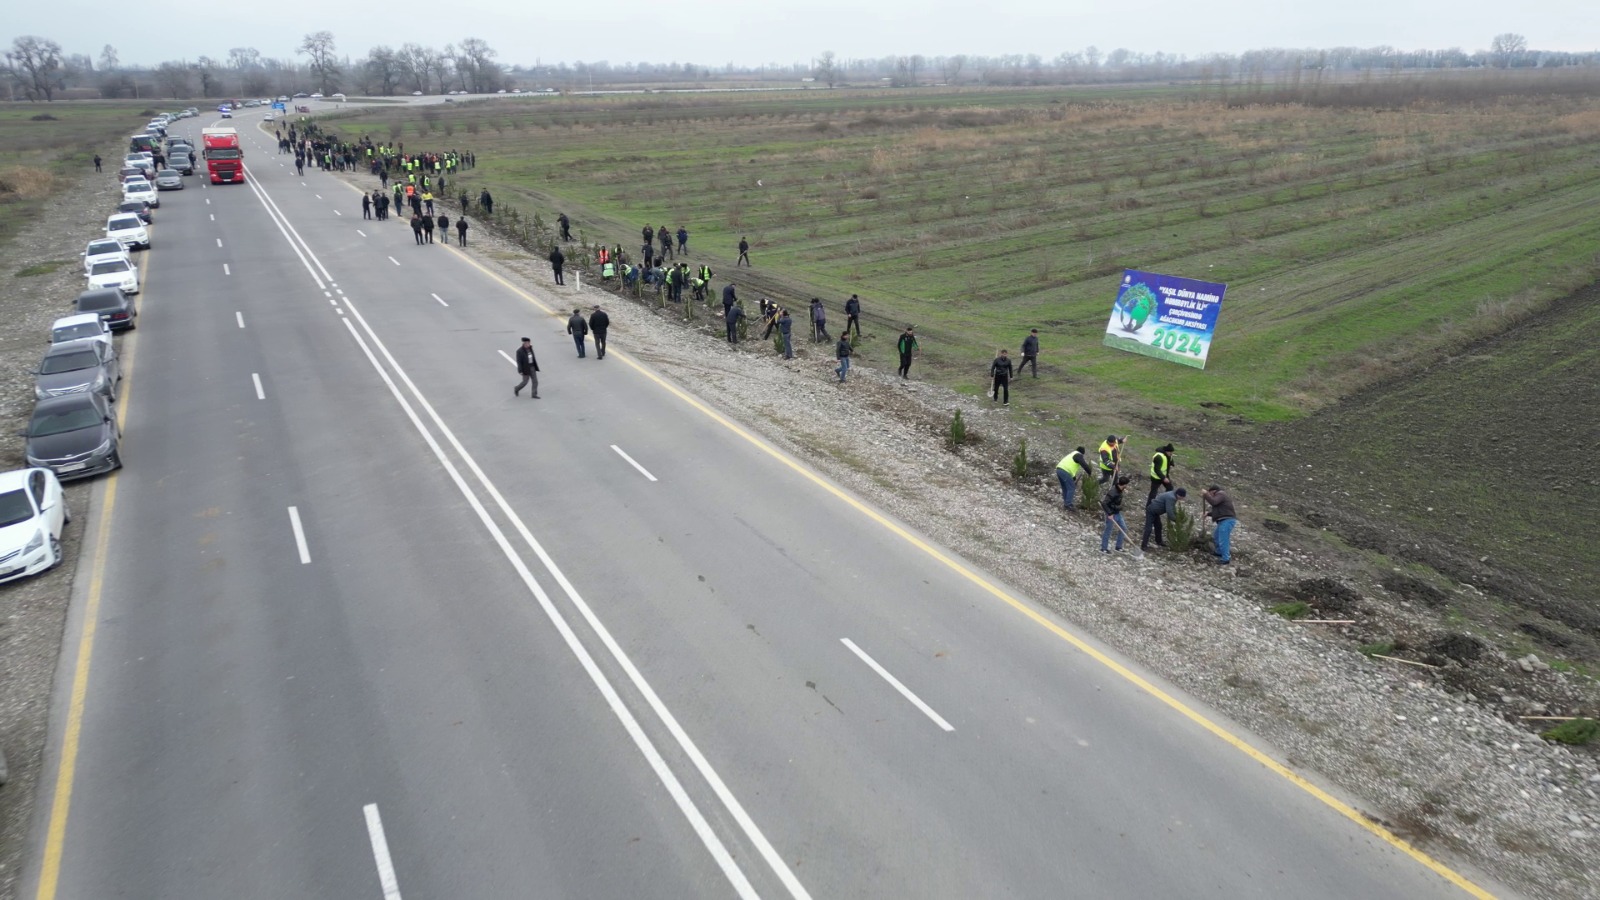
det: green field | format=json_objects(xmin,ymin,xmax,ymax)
[
  {"xmin": 314, "ymin": 79, "xmax": 1600, "ymax": 662},
  {"xmin": 320, "ymin": 77, "xmax": 1600, "ymax": 423},
  {"xmin": 0, "ymin": 101, "xmax": 164, "ymax": 249}
]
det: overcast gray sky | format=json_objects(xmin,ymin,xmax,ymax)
[{"xmin": 8, "ymin": 0, "xmax": 1597, "ymax": 68}]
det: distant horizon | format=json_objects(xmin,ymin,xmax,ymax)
[{"xmin": 5, "ymin": 0, "xmax": 1597, "ymax": 70}]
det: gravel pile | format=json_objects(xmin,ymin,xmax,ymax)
[{"xmin": 458, "ymin": 219, "xmax": 1599, "ymax": 899}]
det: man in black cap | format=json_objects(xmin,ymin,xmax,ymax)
[
  {"xmin": 567, "ymin": 308, "xmax": 589, "ymax": 357},
  {"xmin": 513, "ymin": 337, "xmax": 539, "ymax": 399}
]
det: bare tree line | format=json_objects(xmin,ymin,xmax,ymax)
[{"xmin": 1, "ymin": 30, "xmax": 1594, "ymax": 101}]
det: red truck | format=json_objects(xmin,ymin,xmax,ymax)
[{"xmin": 201, "ymin": 127, "xmax": 244, "ymax": 184}]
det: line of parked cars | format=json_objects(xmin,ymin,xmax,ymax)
[{"xmin": 0, "ymin": 117, "xmax": 199, "ymax": 583}]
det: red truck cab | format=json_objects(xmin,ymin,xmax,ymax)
[{"xmin": 201, "ymin": 127, "xmax": 244, "ymax": 184}]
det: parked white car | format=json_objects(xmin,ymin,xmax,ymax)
[
  {"xmin": 105, "ymin": 213, "xmax": 150, "ymax": 251},
  {"xmin": 82, "ymin": 238, "xmax": 130, "ymax": 274},
  {"xmin": 122, "ymin": 179, "xmax": 159, "ymax": 208},
  {"xmin": 86, "ymin": 257, "xmax": 140, "ymax": 295},
  {"xmin": 0, "ymin": 468, "xmax": 68, "ymax": 584},
  {"xmin": 49, "ymin": 313, "xmax": 113, "ymax": 352}
]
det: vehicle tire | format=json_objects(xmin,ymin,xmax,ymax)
[
  {"xmin": 108, "ymin": 382, "xmax": 117, "ymax": 402},
  {"xmin": 48, "ymin": 535, "xmax": 62, "ymax": 570}
]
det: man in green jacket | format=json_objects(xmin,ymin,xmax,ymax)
[{"xmin": 897, "ymin": 327, "xmax": 918, "ymax": 379}]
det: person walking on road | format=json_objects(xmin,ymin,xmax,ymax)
[
  {"xmin": 834, "ymin": 333, "xmax": 853, "ymax": 382},
  {"xmin": 1148, "ymin": 443, "xmax": 1176, "ymax": 503},
  {"xmin": 1020, "ymin": 329, "xmax": 1040, "ymax": 377},
  {"xmin": 588, "ymin": 306, "xmax": 610, "ymax": 359},
  {"xmin": 1141, "ymin": 488, "xmax": 1187, "ymax": 551},
  {"xmin": 1056, "ymin": 447, "xmax": 1088, "ymax": 510},
  {"xmin": 736, "ymin": 236, "xmax": 750, "ymax": 267},
  {"xmin": 990, "ymin": 349, "xmax": 1013, "ymax": 404},
  {"xmin": 567, "ymin": 308, "xmax": 589, "ymax": 358},
  {"xmin": 778, "ymin": 308, "xmax": 794, "ymax": 359},
  {"xmin": 410, "ymin": 213, "xmax": 425, "ymax": 245},
  {"xmin": 549, "ymin": 246, "xmax": 565, "ymax": 285},
  {"xmin": 896, "ymin": 326, "xmax": 918, "ymax": 379},
  {"xmin": 437, "ymin": 214, "xmax": 450, "ymax": 244},
  {"xmin": 724, "ymin": 300, "xmax": 744, "ymax": 344},
  {"xmin": 513, "ymin": 337, "xmax": 540, "ymax": 399},
  {"xmin": 1202, "ymin": 485, "xmax": 1238, "ymax": 565},
  {"xmin": 456, "ymin": 216, "xmax": 468, "ymax": 246},
  {"xmin": 844, "ymin": 294, "xmax": 861, "ymax": 338},
  {"xmin": 421, "ymin": 213, "xmax": 435, "ymax": 243},
  {"xmin": 362, "ymin": 193, "xmax": 372, "ymax": 219},
  {"xmin": 1101, "ymin": 475, "xmax": 1131, "ymax": 553}
]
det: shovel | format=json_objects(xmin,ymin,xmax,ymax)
[{"xmin": 1109, "ymin": 516, "xmax": 1144, "ymax": 559}]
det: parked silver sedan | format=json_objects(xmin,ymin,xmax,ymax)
[
  {"xmin": 34, "ymin": 339, "xmax": 120, "ymax": 402},
  {"xmin": 154, "ymin": 168, "xmax": 184, "ymax": 190}
]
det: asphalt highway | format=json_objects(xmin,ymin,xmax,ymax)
[{"xmin": 22, "ymin": 108, "xmax": 1502, "ymax": 899}]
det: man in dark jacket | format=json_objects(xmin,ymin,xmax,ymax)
[
  {"xmin": 1202, "ymin": 485, "xmax": 1238, "ymax": 564},
  {"xmin": 1101, "ymin": 475, "xmax": 1131, "ymax": 552},
  {"xmin": 513, "ymin": 337, "xmax": 539, "ymax": 399},
  {"xmin": 990, "ymin": 349, "xmax": 1013, "ymax": 404},
  {"xmin": 478, "ymin": 189, "xmax": 493, "ymax": 215},
  {"xmin": 456, "ymin": 216, "xmax": 468, "ymax": 246},
  {"xmin": 567, "ymin": 308, "xmax": 588, "ymax": 357},
  {"xmin": 549, "ymin": 246, "xmax": 565, "ymax": 285},
  {"xmin": 725, "ymin": 301, "xmax": 744, "ymax": 344},
  {"xmin": 558, "ymin": 213, "xmax": 571, "ymax": 241},
  {"xmin": 437, "ymin": 214, "xmax": 450, "ymax": 244},
  {"xmin": 588, "ymin": 306, "xmax": 610, "ymax": 359},
  {"xmin": 844, "ymin": 294, "xmax": 861, "ymax": 338},
  {"xmin": 1020, "ymin": 329, "xmax": 1040, "ymax": 377},
  {"xmin": 737, "ymin": 236, "xmax": 750, "ymax": 266},
  {"xmin": 676, "ymin": 226, "xmax": 688, "ymax": 254},
  {"xmin": 897, "ymin": 327, "xmax": 918, "ymax": 379},
  {"xmin": 777, "ymin": 309, "xmax": 794, "ymax": 359},
  {"xmin": 810, "ymin": 298, "xmax": 830, "ymax": 342},
  {"xmin": 835, "ymin": 334, "xmax": 853, "ymax": 382},
  {"xmin": 1141, "ymin": 488, "xmax": 1187, "ymax": 551},
  {"xmin": 722, "ymin": 282, "xmax": 738, "ymax": 315}
]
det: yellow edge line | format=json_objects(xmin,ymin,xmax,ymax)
[
  {"xmin": 343, "ymin": 164, "xmax": 1494, "ymax": 899},
  {"xmin": 33, "ymin": 247, "xmax": 142, "ymax": 900}
]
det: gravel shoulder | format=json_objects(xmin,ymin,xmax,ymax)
[{"xmin": 427, "ymin": 197, "xmax": 1599, "ymax": 899}]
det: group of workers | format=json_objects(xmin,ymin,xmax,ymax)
[{"xmin": 1056, "ymin": 439, "xmax": 1238, "ymax": 564}]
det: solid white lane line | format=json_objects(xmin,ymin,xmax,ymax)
[
  {"xmin": 611, "ymin": 445, "xmax": 658, "ymax": 482},
  {"xmin": 286, "ymin": 506, "xmax": 311, "ymax": 564},
  {"xmin": 246, "ymin": 173, "xmax": 790, "ymax": 899},
  {"xmin": 357, "ymin": 229, "xmax": 367, "ymax": 237},
  {"xmin": 431, "ymin": 293, "xmax": 448, "ymax": 307},
  {"xmin": 362, "ymin": 804, "xmax": 403, "ymax": 900},
  {"xmin": 236, "ymin": 311, "xmax": 245, "ymax": 329},
  {"xmin": 496, "ymin": 349, "xmax": 516, "ymax": 367},
  {"xmin": 338, "ymin": 317, "xmax": 760, "ymax": 899},
  {"xmin": 388, "ymin": 256, "xmax": 400, "ymax": 266},
  {"xmin": 216, "ymin": 238, "xmax": 223, "ymax": 248},
  {"xmin": 252, "ymin": 373, "xmax": 265, "ymax": 399},
  {"xmin": 223, "ymin": 263, "xmax": 231, "ymax": 275},
  {"xmin": 840, "ymin": 638, "xmax": 955, "ymax": 732}
]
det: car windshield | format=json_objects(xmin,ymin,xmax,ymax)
[
  {"xmin": 40, "ymin": 350, "xmax": 99, "ymax": 375},
  {"xmin": 28, "ymin": 406, "xmax": 103, "ymax": 437},
  {"xmin": 158, "ymin": 170, "xmax": 177, "ymax": 177},
  {"xmin": 209, "ymin": 148, "xmax": 241, "ymax": 160},
  {"xmin": 87, "ymin": 242, "xmax": 120, "ymax": 255},
  {"xmin": 54, "ymin": 323, "xmax": 102, "ymax": 342},
  {"xmin": 125, "ymin": 183, "xmax": 150, "ymax": 192},
  {"xmin": 91, "ymin": 260, "xmax": 130, "ymax": 276},
  {"xmin": 108, "ymin": 217, "xmax": 140, "ymax": 230},
  {"xmin": 0, "ymin": 489, "xmax": 34, "ymax": 528},
  {"xmin": 77, "ymin": 293, "xmax": 121, "ymax": 311}
]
